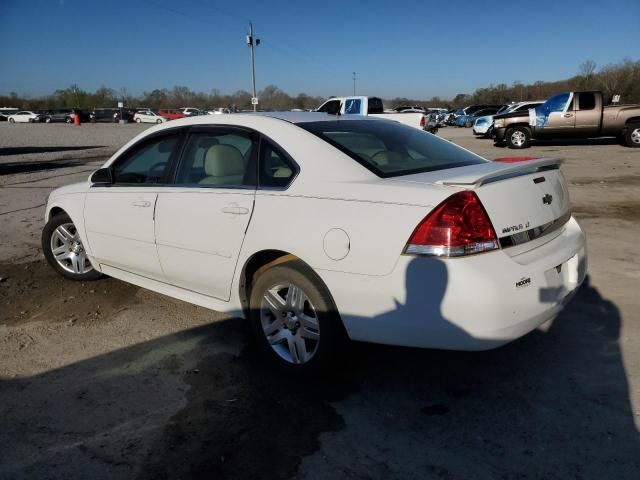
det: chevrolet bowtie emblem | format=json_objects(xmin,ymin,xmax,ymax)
[{"xmin": 542, "ymin": 194, "xmax": 553, "ymax": 205}]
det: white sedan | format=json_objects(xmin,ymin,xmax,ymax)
[
  {"xmin": 133, "ymin": 110, "xmax": 166, "ymax": 124},
  {"xmin": 42, "ymin": 113, "xmax": 587, "ymax": 371},
  {"xmin": 8, "ymin": 111, "xmax": 40, "ymax": 123}
]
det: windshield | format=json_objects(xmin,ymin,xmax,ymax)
[{"xmin": 299, "ymin": 119, "xmax": 486, "ymax": 178}]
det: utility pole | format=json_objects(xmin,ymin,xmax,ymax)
[
  {"xmin": 246, "ymin": 22, "xmax": 260, "ymax": 112},
  {"xmin": 353, "ymin": 72, "xmax": 356, "ymax": 95}
]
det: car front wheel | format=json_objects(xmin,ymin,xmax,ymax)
[
  {"xmin": 249, "ymin": 260, "xmax": 345, "ymax": 372},
  {"xmin": 136, "ymin": 118, "xmax": 142, "ymax": 123},
  {"xmin": 506, "ymin": 126, "xmax": 531, "ymax": 149},
  {"xmin": 42, "ymin": 212, "xmax": 102, "ymax": 281},
  {"xmin": 8, "ymin": 118, "xmax": 14, "ymax": 123}
]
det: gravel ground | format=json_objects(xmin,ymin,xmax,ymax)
[
  {"xmin": 0, "ymin": 122, "xmax": 149, "ymax": 165},
  {"xmin": 1, "ymin": 124, "xmax": 639, "ymax": 479}
]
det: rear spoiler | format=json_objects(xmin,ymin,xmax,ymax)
[{"xmin": 436, "ymin": 157, "xmax": 564, "ymax": 188}]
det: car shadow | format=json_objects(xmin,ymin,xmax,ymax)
[
  {"xmin": 0, "ymin": 260, "xmax": 638, "ymax": 479},
  {"xmin": 494, "ymin": 137, "xmax": 621, "ymax": 149},
  {"xmin": 0, "ymin": 146, "xmax": 104, "ymax": 156}
]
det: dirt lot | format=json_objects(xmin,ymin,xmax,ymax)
[{"xmin": 1, "ymin": 123, "xmax": 639, "ymax": 479}]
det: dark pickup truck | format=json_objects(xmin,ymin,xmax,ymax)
[{"xmin": 493, "ymin": 91, "xmax": 640, "ymax": 148}]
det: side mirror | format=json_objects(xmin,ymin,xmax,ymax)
[{"xmin": 90, "ymin": 167, "xmax": 113, "ymax": 185}]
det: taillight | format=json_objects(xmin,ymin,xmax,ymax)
[
  {"xmin": 420, "ymin": 115, "xmax": 426, "ymax": 128},
  {"xmin": 404, "ymin": 191, "xmax": 499, "ymax": 257}
]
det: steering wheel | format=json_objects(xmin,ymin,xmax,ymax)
[{"xmin": 147, "ymin": 162, "xmax": 167, "ymax": 181}]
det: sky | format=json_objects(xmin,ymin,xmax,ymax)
[{"xmin": 0, "ymin": 0, "xmax": 638, "ymax": 100}]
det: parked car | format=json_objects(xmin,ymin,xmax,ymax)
[
  {"xmin": 133, "ymin": 110, "xmax": 167, "ymax": 124},
  {"xmin": 207, "ymin": 107, "xmax": 231, "ymax": 115},
  {"xmin": 44, "ymin": 109, "xmax": 74, "ymax": 123},
  {"xmin": 457, "ymin": 107, "xmax": 503, "ymax": 128},
  {"xmin": 0, "ymin": 108, "xmax": 19, "ymax": 121},
  {"xmin": 158, "ymin": 109, "xmax": 186, "ymax": 120},
  {"xmin": 90, "ymin": 108, "xmax": 119, "ymax": 123},
  {"xmin": 7, "ymin": 110, "xmax": 41, "ymax": 123},
  {"xmin": 181, "ymin": 107, "xmax": 202, "ymax": 116},
  {"xmin": 473, "ymin": 101, "xmax": 543, "ymax": 137},
  {"xmin": 316, "ymin": 96, "xmax": 429, "ymax": 130},
  {"xmin": 494, "ymin": 91, "xmax": 640, "ymax": 148},
  {"xmin": 42, "ymin": 112, "xmax": 587, "ymax": 371}
]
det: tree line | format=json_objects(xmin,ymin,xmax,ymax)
[{"xmin": 2, "ymin": 59, "xmax": 638, "ymax": 111}]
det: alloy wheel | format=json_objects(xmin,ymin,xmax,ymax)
[
  {"xmin": 511, "ymin": 130, "xmax": 526, "ymax": 147},
  {"xmin": 50, "ymin": 222, "xmax": 93, "ymax": 274},
  {"xmin": 631, "ymin": 128, "xmax": 640, "ymax": 145},
  {"xmin": 260, "ymin": 283, "xmax": 320, "ymax": 364}
]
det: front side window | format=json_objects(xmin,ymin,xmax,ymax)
[
  {"xmin": 299, "ymin": 120, "xmax": 486, "ymax": 178},
  {"xmin": 317, "ymin": 100, "xmax": 341, "ymax": 114},
  {"xmin": 540, "ymin": 93, "xmax": 571, "ymax": 115},
  {"xmin": 175, "ymin": 130, "xmax": 255, "ymax": 187},
  {"xmin": 112, "ymin": 134, "xmax": 179, "ymax": 184}
]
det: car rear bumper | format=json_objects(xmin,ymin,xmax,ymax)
[{"xmin": 319, "ymin": 216, "xmax": 587, "ymax": 351}]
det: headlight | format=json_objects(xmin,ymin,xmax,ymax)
[{"xmin": 494, "ymin": 118, "xmax": 505, "ymax": 128}]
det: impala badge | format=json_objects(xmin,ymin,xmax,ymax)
[{"xmin": 542, "ymin": 194, "xmax": 553, "ymax": 205}]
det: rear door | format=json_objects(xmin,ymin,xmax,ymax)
[
  {"xmin": 573, "ymin": 92, "xmax": 600, "ymax": 136},
  {"xmin": 154, "ymin": 126, "xmax": 257, "ymax": 300}
]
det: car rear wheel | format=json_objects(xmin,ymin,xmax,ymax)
[
  {"xmin": 506, "ymin": 126, "xmax": 531, "ymax": 149},
  {"xmin": 45, "ymin": 117, "xmax": 51, "ymax": 123},
  {"xmin": 249, "ymin": 260, "xmax": 345, "ymax": 372},
  {"xmin": 156, "ymin": 119, "xmax": 162, "ymax": 124},
  {"xmin": 8, "ymin": 118, "xmax": 14, "ymax": 123},
  {"xmin": 136, "ymin": 118, "xmax": 142, "ymax": 123},
  {"xmin": 624, "ymin": 124, "xmax": 640, "ymax": 148},
  {"xmin": 42, "ymin": 212, "xmax": 102, "ymax": 281}
]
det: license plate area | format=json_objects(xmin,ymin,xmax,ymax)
[{"xmin": 540, "ymin": 254, "xmax": 579, "ymax": 303}]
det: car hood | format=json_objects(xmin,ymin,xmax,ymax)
[{"xmin": 494, "ymin": 110, "xmax": 531, "ymax": 120}]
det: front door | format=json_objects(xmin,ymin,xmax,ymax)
[
  {"xmin": 84, "ymin": 131, "xmax": 182, "ymax": 280},
  {"xmin": 534, "ymin": 92, "xmax": 575, "ymax": 137},
  {"xmin": 154, "ymin": 127, "xmax": 257, "ymax": 300}
]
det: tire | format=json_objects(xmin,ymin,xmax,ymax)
[
  {"xmin": 8, "ymin": 118, "xmax": 14, "ymax": 123},
  {"xmin": 136, "ymin": 118, "xmax": 142, "ymax": 123},
  {"xmin": 506, "ymin": 126, "xmax": 531, "ymax": 149},
  {"xmin": 156, "ymin": 119, "xmax": 162, "ymax": 124},
  {"xmin": 624, "ymin": 124, "xmax": 640, "ymax": 148},
  {"xmin": 249, "ymin": 260, "xmax": 346, "ymax": 373},
  {"xmin": 42, "ymin": 212, "xmax": 103, "ymax": 281},
  {"xmin": 45, "ymin": 117, "xmax": 51, "ymax": 123}
]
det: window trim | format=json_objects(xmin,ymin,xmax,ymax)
[
  {"xmin": 167, "ymin": 125, "xmax": 259, "ymax": 190},
  {"xmin": 92, "ymin": 127, "xmax": 187, "ymax": 188}
]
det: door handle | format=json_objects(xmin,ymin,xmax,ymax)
[
  {"xmin": 562, "ymin": 113, "xmax": 574, "ymax": 118},
  {"xmin": 221, "ymin": 205, "xmax": 249, "ymax": 215},
  {"xmin": 132, "ymin": 200, "xmax": 151, "ymax": 207}
]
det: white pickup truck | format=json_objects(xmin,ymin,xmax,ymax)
[{"xmin": 316, "ymin": 96, "xmax": 429, "ymax": 130}]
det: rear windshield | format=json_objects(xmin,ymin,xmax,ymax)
[{"xmin": 299, "ymin": 120, "xmax": 486, "ymax": 178}]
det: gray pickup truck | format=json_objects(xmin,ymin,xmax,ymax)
[{"xmin": 493, "ymin": 91, "xmax": 640, "ymax": 148}]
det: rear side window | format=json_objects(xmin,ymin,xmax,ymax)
[
  {"xmin": 578, "ymin": 93, "xmax": 596, "ymax": 110},
  {"xmin": 259, "ymin": 140, "xmax": 296, "ymax": 188},
  {"xmin": 175, "ymin": 130, "xmax": 256, "ymax": 186},
  {"xmin": 299, "ymin": 120, "xmax": 486, "ymax": 178},
  {"xmin": 344, "ymin": 98, "xmax": 362, "ymax": 114}
]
